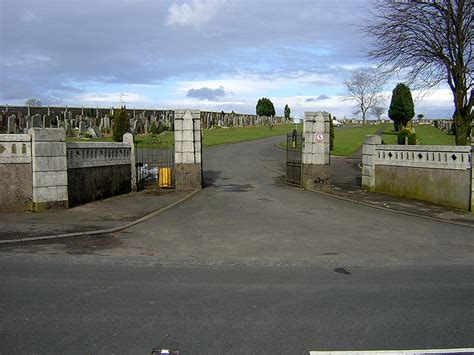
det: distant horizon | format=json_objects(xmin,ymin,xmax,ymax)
[{"xmin": 1, "ymin": 103, "xmax": 453, "ymax": 121}]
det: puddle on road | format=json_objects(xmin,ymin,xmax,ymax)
[
  {"xmin": 334, "ymin": 267, "xmax": 351, "ymax": 275},
  {"xmin": 212, "ymin": 184, "xmax": 256, "ymax": 192}
]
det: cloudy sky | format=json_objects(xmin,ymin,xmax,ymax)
[{"xmin": 0, "ymin": 0, "xmax": 454, "ymax": 119}]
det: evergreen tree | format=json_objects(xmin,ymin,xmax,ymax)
[
  {"xmin": 256, "ymin": 97, "xmax": 276, "ymax": 117},
  {"xmin": 284, "ymin": 104, "xmax": 291, "ymax": 121},
  {"xmin": 112, "ymin": 106, "xmax": 129, "ymax": 142},
  {"xmin": 388, "ymin": 83, "xmax": 415, "ymax": 131}
]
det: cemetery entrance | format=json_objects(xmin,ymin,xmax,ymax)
[
  {"xmin": 286, "ymin": 130, "xmax": 303, "ymax": 187},
  {"xmin": 135, "ymin": 134, "xmax": 175, "ymax": 190}
]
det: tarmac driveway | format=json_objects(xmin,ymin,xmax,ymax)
[{"xmin": 60, "ymin": 136, "xmax": 473, "ymax": 267}]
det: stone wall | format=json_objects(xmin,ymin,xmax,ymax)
[
  {"xmin": 0, "ymin": 134, "xmax": 33, "ymax": 211},
  {"xmin": 66, "ymin": 141, "xmax": 132, "ymax": 206},
  {"xmin": 362, "ymin": 136, "xmax": 473, "ymax": 211}
]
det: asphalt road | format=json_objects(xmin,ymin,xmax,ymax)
[{"xmin": 1, "ymin": 136, "xmax": 473, "ymax": 354}]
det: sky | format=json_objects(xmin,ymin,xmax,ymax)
[{"xmin": 0, "ymin": 0, "xmax": 455, "ymax": 119}]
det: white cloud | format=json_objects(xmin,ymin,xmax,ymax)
[
  {"xmin": 167, "ymin": 0, "xmax": 224, "ymax": 27},
  {"xmin": 72, "ymin": 92, "xmax": 151, "ymax": 106},
  {"xmin": 175, "ymin": 72, "xmax": 337, "ymax": 97}
]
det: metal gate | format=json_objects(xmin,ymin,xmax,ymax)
[
  {"xmin": 135, "ymin": 133, "xmax": 174, "ymax": 190},
  {"xmin": 286, "ymin": 130, "xmax": 303, "ymax": 186}
]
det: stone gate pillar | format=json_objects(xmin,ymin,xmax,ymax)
[
  {"xmin": 30, "ymin": 128, "xmax": 68, "ymax": 211},
  {"xmin": 302, "ymin": 111, "xmax": 331, "ymax": 191},
  {"xmin": 174, "ymin": 109, "xmax": 202, "ymax": 190}
]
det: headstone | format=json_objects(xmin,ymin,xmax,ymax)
[
  {"xmin": 65, "ymin": 122, "xmax": 74, "ymax": 137},
  {"xmin": 7, "ymin": 115, "xmax": 16, "ymax": 133},
  {"xmin": 78, "ymin": 121, "xmax": 87, "ymax": 133},
  {"xmin": 32, "ymin": 114, "xmax": 42, "ymax": 128},
  {"xmin": 42, "ymin": 115, "xmax": 51, "ymax": 128},
  {"xmin": 87, "ymin": 126, "xmax": 99, "ymax": 138}
]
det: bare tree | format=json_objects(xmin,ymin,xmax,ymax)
[
  {"xmin": 364, "ymin": 0, "xmax": 473, "ymax": 145},
  {"xmin": 370, "ymin": 105, "xmax": 385, "ymax": 121},
  {"xmin": 25, "ymin": 98, "xmax": 42, "ymax": 107},
  {"xmin": 344, "ymin": 67, "xmax": 385, "ymax": 125}
]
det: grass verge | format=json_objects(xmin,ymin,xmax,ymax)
[{"xmin": 382, "ymin": 124, "xmax": 455, "ymax": 145}]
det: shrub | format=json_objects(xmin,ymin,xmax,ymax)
[
  {"xmin": 149, "ymin": 122, "xmax": 158, "ymax": 134},
  {"xmin": 329, "ymin": 114, "xmax": 335, "ymax": 151},
  {"xmin": 397, "ymin": 126, "xmax": 417, "ymax": 145},
  {"xmin": 112, "ymin": 107, "xmax": 129, "ymax": 142}
]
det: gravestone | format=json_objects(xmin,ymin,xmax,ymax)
[
  {"xmin": 7, "ymin": 115, "xmax": 16, "ymax": 133},
  {"xmin": 78, "ymin": 121, "xmax": 87, "ymax": 133},
  {"xmin": 32, "ymin": 114, "xmax": 42, "ymax": 128},
  {"xmin": 42, "ymin": 115, "xmax": 51, "ymax": 128}
]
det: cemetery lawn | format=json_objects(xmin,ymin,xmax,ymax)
[
  {"xmin": 381, "ymin": 124, "xmax": 455, "ymax": 145},
  {"xmin": 331, "ymin": 124, "xmax": 388, "ymax": 156},
  {"xmin": 277, "ymin": 124, "xmax": 388, "ymax": 157},
  {"xmin": 202, "ymin": 124, "xmax": 301, "ymax": 147},
  {"xmin": 66, "ymin": 124, "xmax": 302, "ymax": 148}
]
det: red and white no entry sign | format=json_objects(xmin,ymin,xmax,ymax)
[{"xmin": 315, "ymin": 133, "xmax": 324, "ymax": 142}]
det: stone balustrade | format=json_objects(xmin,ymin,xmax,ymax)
[
  {"xmin": 66, "ymin": 142, "xmax": 131, "ymax": 169},
  {"xmin": 374, "ymin": 145, "xmax": 471, "ymax": 170}
]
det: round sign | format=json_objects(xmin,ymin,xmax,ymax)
[{"xmin": 316, "ymin": 133, "xmax": 324, "ymax": 142}]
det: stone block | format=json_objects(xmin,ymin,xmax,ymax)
[
  {"xmin": 33, "ymin": 156, "xmax": 67, "ymax": 172},
  {"xmin": 361, "ymin": 166, "xmax": 374, "ymax": 177},
  {"xmin": 183, "ymin": 119, "xmax": 194, "ymax": 131},
  {"xmin": 303, "ymin": 133, "xmax": 313, "ymax": 144},
  {"xmin": 362, "ymin": 154, "xmax": 374, "ymax": 166},
  {"xmin": 362, "ymin": 144, "xmax": 376, "ymax": 156},
  {"xmin": 30, "ymin": 128, "xmax": 66, "ymax": 142},
  {"xmin": 302, "ymin": 154, "xmax": 312, "ymax": 164},
  {"xmin": 182, "ymin": 141, "xmax": 194, "ymax": 153},
  {"xmin": 195, "ymin": 153, "xmax": 201, "ymax": 164},
  {"xmin": 303, "ymin": 121, "xmax": 314, "ymax": 133},
  {"xmin": 174, "ymin": 119, "xmax": 183, "ymax": 131},
  {"xmin": 174, "ymin": 130, "xmax": 183, "ymax": 142},
  {"xmin": 312, "ymin": 143, "xmax": 326, "ymax": 154},
  {"xmin": 33, "ymin": 186, "xmax": 57, "ymax": 202},
  {"xmin": 193, "ymin": 120, "xmax": 201, "ymax": 131},
  {"xmin": 364, "ymin": 135, "xmax": 382, "ymax": 145},
  {"xmin": 33, "ymin": 171, "xmax": 67, "ymax": 188},
  {"xmin": 175, "ymin": 152, "xmax": 183, "ymax": 164},
  {"xmin": 194, "ymin": 141, "xmax": 201, "ymax": 153},
  {"xmin": 361, "ymin": 175, "xmax": 375, "ymax": 191},
  {"xmin": 182, "ymin": 130, "xmax": 194, "ymax": 142},
  {"xmin": 311, "ymin": 153, "xmax": 327, "ymax": 165},
  {"xmin": 174, "ymin": 141, "xmax": 183, "ymax": 154},
  {"xmin": 182, "ymin": 152, "xmax": 195, "ymax": 164},
  {"xmin": 303, "ymin": 142, "xmax": 313, "ymax": 155},
  {"xmin": 33, "ymin": 142, "xmax": 66, "ymax": 157},
  {"xmin": 314, "ymin": 121, "xmax": 325, "ymax": 133}
]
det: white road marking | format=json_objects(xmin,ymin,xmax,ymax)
[{"xmin": 309, "ymin": 349, "xmax": 474, "ymax": 355}]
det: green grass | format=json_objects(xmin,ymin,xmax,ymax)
[
  {"xmin": 277, "ymin": 124, "xmax": 388, "ymax": 157},
  {"xmin": 382, "ymin": 124, "xmax": 455, "ymax": 145},
  {"xmin": 67, "ymin": 124, "xmax": 302, "ymax": 149},
  {"xmin": 331, "ymin": 124, "xmax": 388, "ymax": 156},
  {"xmin": 202, "ymin": 124, "xmax": 301, "ymax": 147}
]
